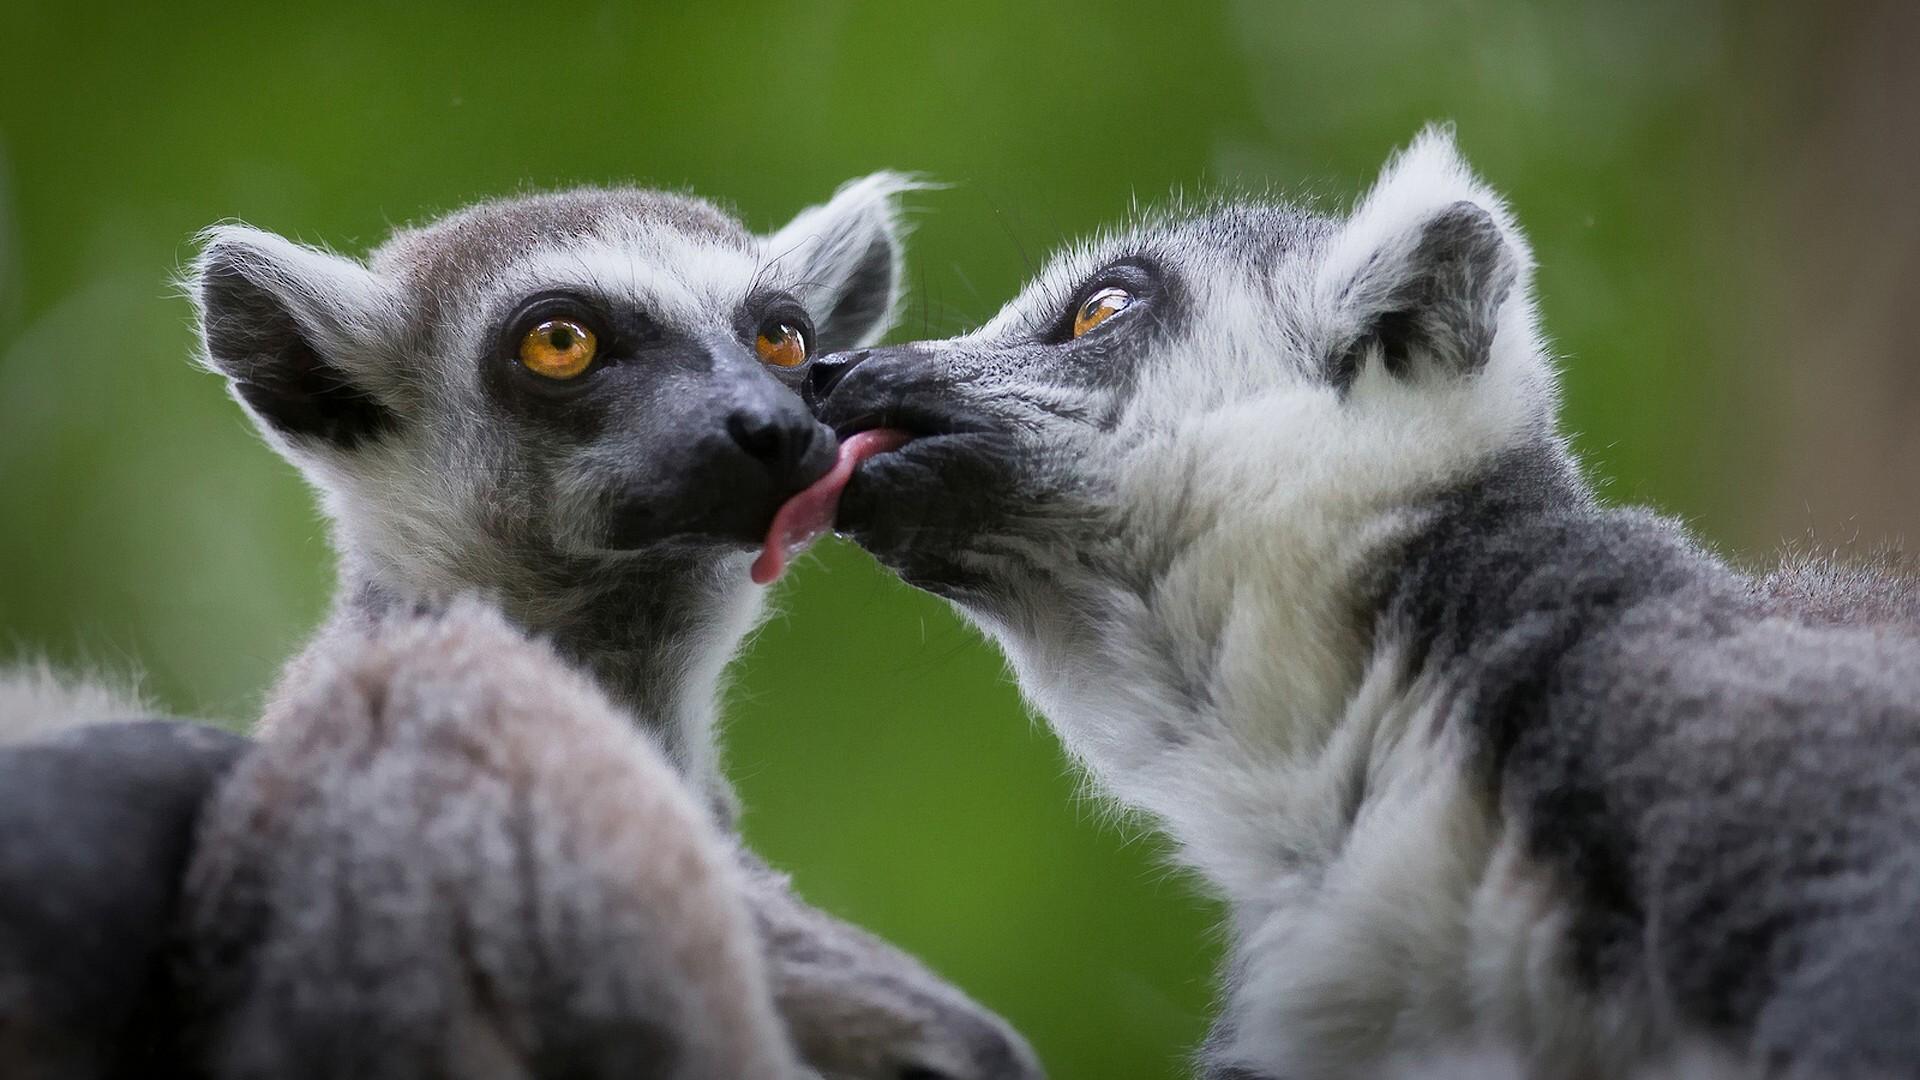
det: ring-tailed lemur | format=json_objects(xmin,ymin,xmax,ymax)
[
  {"xmin": 174, "ymin": 177, "xmax": 1036, "ymax": 1078},
  {"xmin": 180, "ymin": 598, "xmax": 803, "ymax": 1079},
  {"xmin": 800, "ymin": 130, "xmax": 1920, "ymax": 1077}
]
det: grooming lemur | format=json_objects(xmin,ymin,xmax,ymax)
[
  {"xmin": 802, "ymin": 130, "xmax": 1920, "ymax": 1078},
  {"xmin": 172, "ymin": 176, "xmax": 1037, "ymax": 1078}
]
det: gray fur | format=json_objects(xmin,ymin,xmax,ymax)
[
  {"xmin": 191, "ymin": 178, "xmax": 1039, "ymax": 1079},
  {"xmin": 0, "ymin": 719, "xmax": 246, "ymax": 1078},
  {"xmin": 179, "ymin": 600, "xmax": 798, "ymax": 1079},
  {"xmin": 811, "ymin": 129, "xmax": 1920, "ymax": 1078},
  {"xmin": 1751, "ymin": 545, "xmax": 1920, "ymax": 628}
]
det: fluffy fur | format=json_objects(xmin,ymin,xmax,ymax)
[
  {"xmin": 179, "ymin": 600, "xmax": 797, "ymax": 1079},
  {"xmin": 811, "ymin": 129, "xmax": 1920, "ymax": 1078},
  {"xmin": 0, "ymin": 661, "xmax": 153, "ymax": 744},
  {"xmin": 190, "ymin": 177, "xmax": 1038, "ymax": 1079}
]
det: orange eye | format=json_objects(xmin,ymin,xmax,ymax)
[
  {"xmin": 755, "ymin": 321, "xmax": 809, "ymax": 368},
  {"xmin": 1072, "ymin": 287, "xmax": 1134, "ymax": 338},
  {"xmin": 518, "ymin": 319, "xmax": 597, "ymax": 379}
]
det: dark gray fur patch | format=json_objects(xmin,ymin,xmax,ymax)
[
  {"xmin": 198, "ymin": 252, "xmax": 399, "ymax": 450},
  {"xmin": 1330, "ymin": 200, "xmax": 1516, "ymax": 392},
  {"xmin": 1380, "ymin": 447, "xmax": 1920, "ymax": 1070},
  {"xmin": 0, "ymin": 720, "xmax": 249, "ymax": 1076}
]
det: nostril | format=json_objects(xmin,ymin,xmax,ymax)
[
  {"xmin": 725, "ymin": 410, "xmax": 775, "ymax": 460},
  {"xmin": 897, "ymin": 1069, "xmax": 953, "ymax": 1080},
  {"xmin": 803, "ymin": 348, "xmax": 871, "ymax": 406},
  {"xmin": 726, "ymin": 409, "xmax": 818, "ymax": 481}
]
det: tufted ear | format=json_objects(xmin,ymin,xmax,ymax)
[
  {"xmin": 191, "ymin": 225, "xmax": 408, "ymax": 453},
  {"xmin": 1315, "ymin": 128, "xmax": 1530, "ymax": 391},
  {"xmin": 764, "ymin": 172, "xmax": 923, "ymax": 352}
]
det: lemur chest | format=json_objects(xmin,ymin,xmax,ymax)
[
  {"xmin": 1198, "ymin": 706, "xmax": 1493, "ymax": 1072},
  {"xmin": 1198, "ymin": 700, "xmax": 1706, "ymax": 1080}
]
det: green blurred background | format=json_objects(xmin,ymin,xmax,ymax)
[{"xmin": 3, "ymin": 2, "xmax": 1915, "ymax": 1075}]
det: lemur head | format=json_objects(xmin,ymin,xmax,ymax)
[
  {"xmin": 808, "ymin": 131, "xmax": 1552, "ymax": 619},
  {"xmin": 193, "ymin": 175, "xmax": 913, "ymax": 609}
]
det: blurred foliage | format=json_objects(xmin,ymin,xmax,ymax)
[{"xmin": 0, "ymin": 1, "xmax": 1810, "ymax": 1074}]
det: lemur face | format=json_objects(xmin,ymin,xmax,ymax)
[
  {"xmin": 806, "ymin": 132, "xmax": 1549, "ymax": 623},
  {"xmin": 194, "ymin": 176, "xmax": 912, "ymax": 592},
  {"xmin": 801, "ymin": 205, "xmax": 1309, "ymax": 599}
]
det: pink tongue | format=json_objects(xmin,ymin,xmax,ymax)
[{"xmin": 751, "ymin": 428, "xmax": 913, "ymax": 585}]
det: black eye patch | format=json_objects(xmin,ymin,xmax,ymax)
[
  {"xmin": 495, "ymin": 291, "xmax": 618, "ymax": 365},
  {"xmin": 1042, "ymin": 260, "xmax": 1162, "ymax": 345},
  {"xmin": 727, "ymin": 290, "xmax": 817, "ymax": 389}
]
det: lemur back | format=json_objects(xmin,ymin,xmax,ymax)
[
  {"xmin": 1382, "ymin": 450, "xmax": 1920, "ymax": 1075},
  {"xmin": 805, "ymin": 129, "xmax": 1920, "ymax": 1078},
  {"xmin": 180, "ymin": 601, "xmax": 797, "ymax": 1079}
]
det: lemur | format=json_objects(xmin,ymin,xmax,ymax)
[
  {"xmin": 0, "ymin": 175, "xmax": 1037, "ymax": 1078},
  {"xmin": 797, "ymin": 130, "xmax": 1920, "ymax": 1078},
  {"xmin": 180, "ymin": 175, "xmax": 1039, "ymax": 1080}
]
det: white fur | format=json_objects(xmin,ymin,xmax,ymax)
[
  {"xmin": 514, "ymin": 234, "xmax": 764, "ymax": 337},
  {"xmin": 0, "ymin": 660, "xmax": 152, "ymax": 743}
]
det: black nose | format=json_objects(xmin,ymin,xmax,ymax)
[
  {"xmin": 726, "ymin": 406, "xmax": 824, "ymax": 483},
  {"xmin": 803, "ymin": 349, "xmax": 871, "ymax": 408}
]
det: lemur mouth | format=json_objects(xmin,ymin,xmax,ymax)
[{"xmin": 751, "ymin": 428, "xmax": 913, "ymax": 585}]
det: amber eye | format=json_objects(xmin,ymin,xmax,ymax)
[
  {"xmin": 755, "ymin": 321, "xmax": 809, "ymax": 368},
  {"xmin": 1072, "ymin": 286, "xmax": 1134, "ymax": 338},
  {"xmin": 518, "ymin": 318, "xmax": 598, "ymax": 379}
]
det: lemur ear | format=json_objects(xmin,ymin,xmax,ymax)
[
  {"xmin": 764, "ymin": 172, "xmax": 922, "ymax": 352},
  {"xmin": 191, "ymin": 225, "xmax": 407, "ymax": 452},
  {"xmin": 1315, "ymin": 128, "xmax": 1530, "ymax": 390}
]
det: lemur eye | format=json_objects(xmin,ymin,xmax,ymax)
[
  {"xmin": 1072, "ymin": 286, "xmax": 1134, "ymax": 338},
  {"xmin": 518, "ymin": 319, "xmax": 598, "ymax": 379},
  {"xmin": 754, "ymin": 321, "xmax": 809, "ymax": 368}
]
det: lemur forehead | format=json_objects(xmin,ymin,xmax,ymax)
[
  {"xmin": 979, "ymin": 200, "xmax": 1330, "ymax": 337},
  {"xmin": 371, "ymin": 187, "xmax": 755, "ymax": 307},
  {"xmin": 1073, "ymin": 201, "xmax": 1323, "ymax": 283}
]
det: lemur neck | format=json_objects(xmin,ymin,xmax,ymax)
[
  {"xmin": 334, "ymin": 551, "xmax": 764, "ymax": 814},
  {"xmin": 997, "ymin": 448, "xmax": 1584, "ymax": 905},
  {"xmin": 996, "ymin": 517, "xmax": 1391, "ymax": 898}
]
